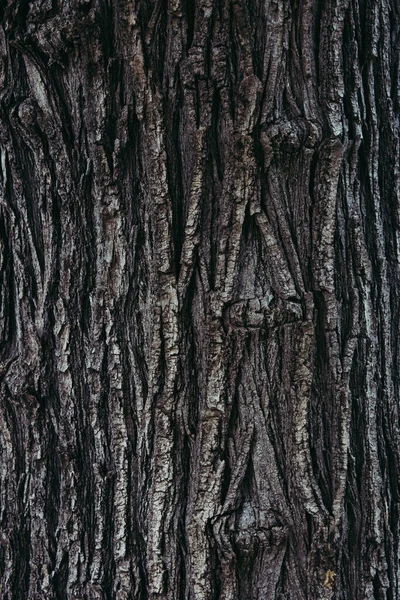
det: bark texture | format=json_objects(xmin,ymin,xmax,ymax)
[{"xmin": 0, "ymin": 0, "xmax": 400, "ymax": 598}]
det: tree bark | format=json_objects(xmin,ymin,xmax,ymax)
[{"xmin": 0, "ymin": 0, "xmax": 399, "ymax": 598}]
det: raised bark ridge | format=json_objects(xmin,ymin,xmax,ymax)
[{"xmin": 0, "ymin": 0, "xmax": 399, "ymax": 598}]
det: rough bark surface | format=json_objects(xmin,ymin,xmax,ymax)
[{"xmin": 0, "ymin": 0, "xmax": 400, "ymax": 598}]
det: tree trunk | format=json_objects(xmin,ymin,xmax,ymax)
[{"xmin": 0, "ymin": 0, "xmax": 399, "ymax": 598}]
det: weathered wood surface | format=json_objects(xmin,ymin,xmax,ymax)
[{"xmin": 0, "ymin": 0, "xmax": 399, "ymax": 598}]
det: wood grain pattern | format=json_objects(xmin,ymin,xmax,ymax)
[{"xmin": 0, "ymin": 0, "xmax": 399, "ymax": 598}]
